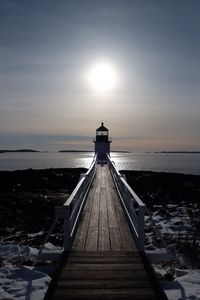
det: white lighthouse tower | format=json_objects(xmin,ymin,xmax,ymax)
[{"xmin": 93, "ymin": 122, "xmax": 112, "ymax": 162}]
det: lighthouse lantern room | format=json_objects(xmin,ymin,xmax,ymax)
[{"xmin": 93, "ymin": 122, "xmax": 111, "ymax": 162}]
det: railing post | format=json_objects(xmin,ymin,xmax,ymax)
[
  {"xmin": 63, "ymin": 205, "xmax": 71, "ymax": 251},
  {"xmin": 124, "ymin": 184, "xmax": 129, "ymax": 202},
  {"xmin": 138, "ymin": 205, "xmax": 145, "ymax": 251}
]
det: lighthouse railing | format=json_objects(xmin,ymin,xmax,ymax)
[
  {"xmin": 38, "ymin": 155, "xmax": 97, "ymax": 259},
  {"xmin": 58, "ymin": 154, "xmax": 97, "ymax": 251},
  {"xmin": 107, "ymin": 154, "xmax": 146, "ymax": 251}
]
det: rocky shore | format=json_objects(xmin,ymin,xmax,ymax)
[
  {"xmin": 0, "ymin": 168, "xmax": 86, "ymax": 247},
  {"xmin": 122, "ymin": 170, "xmax": 200, "ymax": 267},
  {"xmin": 121, "ymin": 170, "xmax": 200, "ymax": 207}
]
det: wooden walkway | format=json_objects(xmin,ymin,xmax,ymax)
[{"xmin": 46, "ymin": 165, "xmax": 167, "ymax": 300}]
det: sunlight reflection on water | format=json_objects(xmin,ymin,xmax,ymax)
[
  {"xmin": 0, "ymin": 152, "xmax": 94, "ymax": 171},
  {"xmin": 0, "ymin": 152, "xmax": 200, "ymax": 175}
]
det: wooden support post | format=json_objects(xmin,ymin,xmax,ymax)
[
  {"xmin": 55, "ymin": 205, "xmax": 71, "ymax": 251},
  {"xmin": 63, "ymin": 206, "xmax": 71, "ymax": 251},
  {"xmin": 138, "ymin": 205, "xmax": 145, "ymax": 251}
]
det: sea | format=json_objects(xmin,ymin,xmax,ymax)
[{"xmin": 0, "ymin": 152, "xmax": 200, "ymax": 175}]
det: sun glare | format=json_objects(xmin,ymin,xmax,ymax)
[{"xmin": 87, "ymin": 62, "xmax": 117, "ymax": 92}]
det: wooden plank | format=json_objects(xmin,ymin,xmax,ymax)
[
  {"xmin": 72, "ymin": 174, "xmax": 99, "ymax": 250},
  {"xmin": 106, "ymin": 179, "xmax": 119, "ymax": 228},
  {"xmin": 71, "ymin": 211, "xmax": 90, "ymax": 251},
  {"xmin": 103, "ymin": 166, "xmax": 126, "ymax": 251},
  {"xmin": 84, "ymin": 227, "xmax": 99, "ymax": 251},
  {"xmin": 67, "ymin": 256, "xmax": 141, "ymax": 264},
  {"xmin": 64, "ymin": 263, "xmax": 145, "ymax": 271},
  {"xmin": 101, "ymin": 166, "xmax": 106, "ymax": 188},
  {"xmin": 53, "ymin": 288, "xmax": 156, "ymax": 300},
  {"xmin": 60, "ymin": 270, "xmax": 148, "ymax": 280},
  {"xmin": 87, "ymin": 184, "xmax": 100, "ymax": 226},
  {"xmin": 71, "ymin": 170, "xmax": 99, "ymax": 251},
  {"xmin": 83, "ymin": 187, "xmax": 94, "ymax": 212},
  {"xmin": 112, "ymin": 190, "xmax": 136, "ymax": 251},
  {"xmin": 119, "ymin": 224, "xmax": 136, "ymax": 251},
  {"xmin": 105, "ymin": 165, "xmax": 116, "ymax": 189},
  {"xmin": 69, "ymin": 251, "xmax": 139, "ymax": 257},
  {"xmin": 98, "ymin": 186, "xmax": 110, "ymax": 251},
  {"xmin": 84, "ymin": 171, "xmax": 99, "ymax": 213},
  {"xmin": 109, "ymin": 227, "xmax": 124, "ymax": 251},
  {"xmin": 106, "ymin": 166, "xmax": 136, "ymax": 252},
  {"xmin": 57, "ymin": 278, "xmax": 151, "ymax": 289},
  {"xmin": 84, "ymin": 184, "xmax": 100, "ymax": 251}
]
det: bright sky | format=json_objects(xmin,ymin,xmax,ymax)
[{"xmin": 0, "ymin": 0, "xmax": 200, "ymax": 151}]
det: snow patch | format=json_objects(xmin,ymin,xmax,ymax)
[
  {"xmin": 0, "ymin": 244, "xmax": 38, "ymax": 265},
  {"xmin": 162, "ymin": 270, "xmax": 200, "ymax": 300},
  {"xmin": 43, "ymin": 242, "xmax": 58, "ymax": 250},
  {"xmin": 154, "ymin": 266, "xmax": 200, "ymax": 300},
  {"xmin": 0, "ymin": 244, "xmax": 52, "ymax": 299},
  {"xmin": 0, "ymin": 265, "xmax": 50, "ymax": 300}
]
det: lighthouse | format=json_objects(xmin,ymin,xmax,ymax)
[{"xmin": 93, "ymin": 122, "xmax": 112, "ymax": 162}]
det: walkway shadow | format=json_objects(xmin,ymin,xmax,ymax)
[
  {"xmin": 162, "ymin": 280, "xmax": 200, "ymax": 300},
  {"xmin": 8, "ymin": 265, "xmax": 52, "ymax": 300}
]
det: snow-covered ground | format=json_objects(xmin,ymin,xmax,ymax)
[
  {"xmin": 0, "ymin": 244, "xmax": 52, "ymax": 300},
  {"xmin": 155, "ymin": 266, "xmax": 200, "ymax": 300},
  {"xmin": 145, "ymin": 202, "xmax": 200, "ymax": 300}
]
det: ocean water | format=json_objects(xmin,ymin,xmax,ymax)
[{"xmin": 0, "ymin": 152, "xmax": 200, "ymax": 175}]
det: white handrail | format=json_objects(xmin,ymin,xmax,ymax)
[
  {"xmin": 64, "ymin": 158, "xmax": 96, "ymax": 207},
  {"xmin": 39, "ymin": 155, "xmax": 97, "ymax": 257},
  {"xmin": 107, "ymin": 154, "xmax": 146, "ymax": 251},
  {"xmin": 62, "ymin": 154, "xmax": 97, "ymax": 251}
]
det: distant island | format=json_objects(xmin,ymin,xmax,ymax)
[
  {"xmin": 58, "ymin": 150, "xmax": 93, "ymax": 153},
  {"xmin": 0, "ymin": 149, "xmax": 131, "ymax": 154},
  {"xmin": 153, "ymin": 151, "xmax": 200, "ymax": 154},
  {"xmin": 0, "ymin": 149, "xmax": 40, "ymax": 153},
  {"xmin": 58, "ymin": 150, "xmax": 131, "ymax": 153},
  {"xmin": 111, "ymin": 150, "xmax": 131, "ymax": 153}
]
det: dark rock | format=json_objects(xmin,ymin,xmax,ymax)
[
  {"xmin": 0, "ymin": 168, "xmax": 86, "ymax": 247},
  {"xmin": 164, "ymin": 272, "xmax": 174, "ymax": 281}
]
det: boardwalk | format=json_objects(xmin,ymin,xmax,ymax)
[
  {"xmin": 72, "ymin": 165, "xmax": 136, "ymax": 252},
  {"xmin": 46, "ymin": 165, "xmax": 167, "ymax": 300}
]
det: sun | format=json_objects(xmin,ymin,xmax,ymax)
[{"xmin": 87, "ymin": 62, "xmax": 117, "ymax": 92}]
